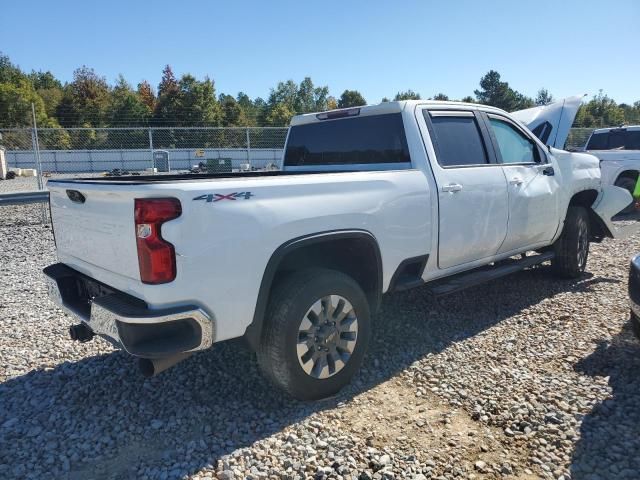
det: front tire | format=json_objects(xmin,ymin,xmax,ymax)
[
  {"xmin": 551, "ymin": 206, "xmax": 590, "ymax": 278},
  {"xmin": 257, "ymin": 269, "xmax": 371, "ymax": 400}
]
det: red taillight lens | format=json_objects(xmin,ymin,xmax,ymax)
[{"xmin": 134, "ymin": 198, "xmax": 182, "ymax": 284}]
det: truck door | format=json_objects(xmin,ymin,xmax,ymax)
[
  {"xmin": 482, "ymin": 113, "xmax": 561, "ymax": 253},
  {"xmin": 420, "ymin": 109, "xmax": 509, "ymax": 269}
]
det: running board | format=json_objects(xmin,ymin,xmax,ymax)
[{"xmin": 428, "ymin": 252, "xmax": 555, "ymax": 297}]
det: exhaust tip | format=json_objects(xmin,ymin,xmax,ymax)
[{"xmin": 138, "ymin": 352, "xmax": 191, "ymax": 378}]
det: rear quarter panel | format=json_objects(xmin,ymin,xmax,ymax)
[{"xmin": 162, "ymin": 171, "xmax": 431, "ymax": 340}]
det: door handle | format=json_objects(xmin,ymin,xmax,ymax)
[
  {"xmin": 542, "ymin": 166, "xmax": 555, "ymax": 176},
  {"xmin": 509, "ymin": 177, "xmax": 523, "ymax": 185},
  {"xmin": 441, "ymin": 183, "xmax": 462, "ymax": 193}
]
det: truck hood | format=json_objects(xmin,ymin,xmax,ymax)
[{"xmin": 511, "ymin": 95, "xmax": 584, "ymax": 149}]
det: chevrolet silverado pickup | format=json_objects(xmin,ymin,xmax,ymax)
[{"xmin": 44, "ymin": 100, "xmax": 632, "ymax": 400}]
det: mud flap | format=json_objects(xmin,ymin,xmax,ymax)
[{"xmin": 592, "ymin": 185, "xmax": 640, "ymax": 239}]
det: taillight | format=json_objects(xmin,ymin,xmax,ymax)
[{"xmin": 134, "ymin": 198, "xmax": 182, "ymax": 284}]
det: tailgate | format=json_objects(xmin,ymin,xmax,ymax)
[{"xmin": 49, "ymin": 182, "xmax": 141, "ymax": 281}]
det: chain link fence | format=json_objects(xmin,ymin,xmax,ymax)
[
  {"xmin": 565, "ymin": 128, "xmax": 596, "ymax": 151},
  {"xmin": 2, "ymin": 127, "xmax": 288, "ymax": 187},
  {"xmin": 0, "ymin": 124, "xmax": 611, "ymax": 198}
]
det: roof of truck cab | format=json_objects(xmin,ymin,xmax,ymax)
[
  {"xmin": 289, "ymin": 100, "xmax": 510, "ymax": 126},
  {"xmin": 592, "ymin": 125, "xmax": 640, "ymax": 134}
]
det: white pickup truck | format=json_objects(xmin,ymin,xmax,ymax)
[
  {"xmin": 44, "ymin": 100, "xmax": 631, "ymax": 400},
  {"xmin": 582, "ymin": 126, "xmax": 640, "ymax": 214}
]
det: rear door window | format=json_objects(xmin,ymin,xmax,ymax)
[
  {"xmin": 586, "ymin": 132, "xmax": 609, "ymax": 150},
  {"xmin": 425, "ymin": 111, "xmax": 489, "ymax": 167},
  {"xmin": 283, "ymin": 113, "xmax": 411, "ymax": 167},
  {"xmin": 608, "ymin": 130, "xmax": 626, "ymax": 150},
  {"xmin": 626, "ymin": 131, "xmax": 640, "ymax": 150}
]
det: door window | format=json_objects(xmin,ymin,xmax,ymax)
[
  {"xmin": 608, "ymin": 130, "xmax": 626, "ymax": 150},
  {"xmin": 425, "ymin": 111, "xmax": 488, "ymax": 167},
  {"xmin": 489, "ymin": 117, "xmax": 538, "ymax": 164},
  {"xmin": 626, "ymin": 131, "xmax": 640, "ymax": 150}
]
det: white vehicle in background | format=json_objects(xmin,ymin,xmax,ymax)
[
  {"xmin": 43, "ymin": 100, "xmax": 632, "ymax": 400},
  {"xmin": 583, "ymin": 126, "xmax": 640, "ymax": 213}
]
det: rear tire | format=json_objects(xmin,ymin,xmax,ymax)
[
  {"xmin": 257, "ymin": 268, "xmax": 371, "ymax": 400},
  {"xmin": 614, "ymin": 176, "xmax": 637, "ymax": 215},
  {"xmin": 551, "ymin": 206, "xmax": 590, "ymax": 278}
]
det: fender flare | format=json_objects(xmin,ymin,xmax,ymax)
[{"xmin": 244, "ymin": 229, "xmax": 382, "ymax": 350}]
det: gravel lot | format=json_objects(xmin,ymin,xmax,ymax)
[{"xmin": 1, "ymin": 205, "xmax": 639, "ymax": 480}]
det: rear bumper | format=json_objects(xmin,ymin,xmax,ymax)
[{"xmin": 44, "ymin": 263, "xmax": 213, "ymax": 358}]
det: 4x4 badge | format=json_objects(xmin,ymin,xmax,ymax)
[{"xmin": 193, "ymin": 192, "xmax": 254, "ymax": 203}]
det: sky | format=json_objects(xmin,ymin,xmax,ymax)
[{"xmin": 2, "ymin": 0, "xmax": 639, "ymax": 104}]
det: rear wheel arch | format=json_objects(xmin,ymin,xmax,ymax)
[{"xmin": 245, "ymin": 230, "xmax": 382, "ymax": 350}]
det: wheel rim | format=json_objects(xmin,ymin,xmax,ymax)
[
  {"xmin": 296, "ymin": 295, "xmax": 358, "ymax": 379},
  {"xmin": 577, "ymin": 218, "xmax": 588, "ymax": 269}
]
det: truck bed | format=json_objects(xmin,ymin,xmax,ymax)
[{"xmin": 47, "ymin": 170, "xmax": 340, "ymax": 185}]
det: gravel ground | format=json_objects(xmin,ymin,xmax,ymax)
[
  {"xmin": 1, "ymin": 204, "xmax": 639, "ymax": 480},
  {"xmin": 0, "ymin": 176, "xmax": 41, "ymax": 194}
]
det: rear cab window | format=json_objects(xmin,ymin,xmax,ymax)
[{"xmin": 283, "ymin": 113, "xmax": 411, "ymax": 169}]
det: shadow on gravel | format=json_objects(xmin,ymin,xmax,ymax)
[
  {"xmin": 571, "ymin": 323, "xmax": 640, "ymax": 480},
  {"xmin": 0, "ymin": 266, "xmax": 619, "ymax": 479}
]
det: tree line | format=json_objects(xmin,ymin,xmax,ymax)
[{"xmin": 1, "ymin": 51, "xmax": 639, "ymax": 146}]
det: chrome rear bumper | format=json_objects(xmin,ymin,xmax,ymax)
[{"xmin": 44, "ymin": 263, "xmax": 213, "ymax": 358}]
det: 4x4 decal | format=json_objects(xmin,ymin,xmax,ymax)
[{"xmin": 193, "ymin": 192, "xmax": 254, "ymax": 203}]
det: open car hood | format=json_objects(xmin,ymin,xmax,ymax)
[{"xmin": 511, "ymin": 95, "xmax": 584, "ymax": 149}]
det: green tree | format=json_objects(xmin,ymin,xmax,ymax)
[
  {"xmin": 575, "ymin": 90, "xmax": 624, "ymax": 127},
  {"xmin": 294, "ymin": 77, "xmax": 330, "ymax": 113},
  {"xmin": 0, "ymin": 53, "xmax": 27, "ymax": 84},
  {"xmin": 219, "ymin": 93, "xmax": 247, "ymax": 126},
  {"xmin": 0, "ymin": 79, "xmax": 48, "ymax": 127},
  {"xmin": 28, "ymin": 70, "xmax": 62, "ymax": 90},
  {"xmin": 237, "ymin": 92, "xmax": 259, "ymax": 126},
  {"xmin": 265, "ymin": 103, "xmax": 294, "ymax": 126},
  {"xmin": 535, "ymin": 88, "xmax": 554, "ymax": 106},
  {"xmin": 108, "ymin": 75, "xmax": 151, "ymax": 126},
  {"xmin": 619, "ymin": 101, "xmax": 640, "ymax": 125},
  {"xmin": 267, "ymin": 80, "xmax": 298, "ymax": 112},
  {"xmin": 56, "ymin": 66, "xmax": 110, "ymax": 127},
  {"xmin": 461, "ymin": 96, "xmax": 475, "ymax": 103},
  {"xmin": 338, "ymin": 90, "xmax": 366, "ymax": 108},
  {"xmin": 176, "ymin": 74, "xmax": 222, "ymax": 126},
  {"xmin": 394, "ymin": 90, "xmax": 421, "ymax": 100},
  {"xmin": 432, "ymin": 93, "xmax": 449, "ymax": 101},
  {"xmin": 474, "ymin": 70, "xmax": 533, "ymax": 111}
]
